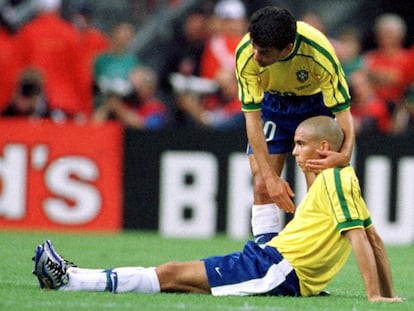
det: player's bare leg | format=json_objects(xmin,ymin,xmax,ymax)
[
  {"xmin": 249, "ymin": 153, "xmax": 286, "ymax": 204},
  {"xmin": 249, "ymin": 153, "xmax": 286, "ymax": 243},
  {"xmin": 157, "ymin": 260, "xmax": 210, "ymax": 294}
]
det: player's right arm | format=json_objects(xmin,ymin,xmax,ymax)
[
  {"xmin": 236, "ymin": 36, "xmax": 295, "ymax": 213},
  {"xmin": 244, "ymin": 111, "xmax": 295, "ymax": 213}
]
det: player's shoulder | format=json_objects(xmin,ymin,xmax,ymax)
[
  {"xmin": 296, "ymin": 21, "xmax": 333, "ymax": 49},
  {"xmin": 235, "ymin": 34, "xmax": 252, "ymax": 58},
  {"xmin": 297, "ymin": 21, "xmax": 324, "ymax": 38},
  {"xmin": 319, "ymin": 165, "xmax": 358, "ymax": 185}
]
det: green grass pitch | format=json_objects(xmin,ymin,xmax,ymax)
[{"xmin": 1, "ymin": 230, "xmax": 412, "ymax": 311}]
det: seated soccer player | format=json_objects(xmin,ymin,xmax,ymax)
[{"xmin": 32, "ymin": 116, "xmax": 403, "ymax": 302}]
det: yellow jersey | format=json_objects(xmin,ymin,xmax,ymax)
[
  {"xmin": 267, "ymin": 165, "xmax": 372, "ymax": 296},
  {"xmin": 235, "ymin": 21, "xmax": 350, "ymax": 113}
]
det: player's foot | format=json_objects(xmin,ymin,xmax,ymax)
[
  {"xmin": 318, "ymin": 290, "xmax": 331, "ymax": 296},
  {"xmin": 32, "ymin": 240, "xmax": 75, "ymax": 289}
]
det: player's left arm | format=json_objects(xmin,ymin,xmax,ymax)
[
  {"xmin": 305, "ymin": 45, "xmax": 355, "ymax": 170},
  {"xmin": 345, "ymin": 228, "xmax": 404, "ymax": 302},
  {"xmin": 364, "ymin": 225, "xmax": 396, "ymax": 298},
  {"xmin": 328, "ymin": 108, "xmax": 355, "ymax": 164}
]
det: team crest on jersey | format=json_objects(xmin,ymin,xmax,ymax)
[{"xmin": 296, "ymin": 70, "xmax": 309, "ymax": 83}]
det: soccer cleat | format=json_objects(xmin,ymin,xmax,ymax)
[
  {"xmin": 44, "ymin": 240, "xmax": 77, "ymax": 271},
  {"xmin": 318, "ymin": 290, "xmax": 331, "ymax": 296},
  {"xmin": 32, "ymin": 240, "xmax": 75, "ymax": 289}
]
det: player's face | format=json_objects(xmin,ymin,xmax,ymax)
[
  {"xmin": 292, "ymin": 129, "xmax": 321, "ymax": 173},
  {"xmin": 251, "ymin": 43, "xmax": 292, "ymax": 67}
]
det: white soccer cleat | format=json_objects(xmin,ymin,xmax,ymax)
[{"xmin": 32, "ymin": 240, "xmax": 75, "ymax": 289}]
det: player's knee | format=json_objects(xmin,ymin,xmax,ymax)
[
  {"xmin": 254, "ymin": 177, "xmax": 268, "ymax": 197},
  {"xmin": 156, "ymin": 262, "xmax": 182, "ymax": 291}
]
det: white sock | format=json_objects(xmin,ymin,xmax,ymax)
[
  {"xmin": 251, "ymin": 203, "xmax": 281, "ymax": 237},
  {"xmin": 113, "ymin": 267, "xmax": 160, "ymax": 293},
  {"xmin": 61, "ymin": 267, "xmax": 160, "ymax": 293},
  {"xmin": 68, "ymin": 267, "xmax": 105, "ymax": 274},
  {"xmin": 60, "ymin": 268, "xmax": 108, "ymax": 292}
]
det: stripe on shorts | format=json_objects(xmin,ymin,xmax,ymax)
[{"xmin": 211, "ymin": 258, "xmax": 293, "ymax": 296}]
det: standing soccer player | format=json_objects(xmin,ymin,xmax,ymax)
[{"xmin": 235, "ymin": 6, "xmax": 354, "ymax": 242}]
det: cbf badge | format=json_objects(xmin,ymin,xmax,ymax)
[{"xmin": 296, "ymin": 70, "xmax": 309, "ymax": 83}]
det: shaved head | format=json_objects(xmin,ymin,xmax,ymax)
[{"xmin": 297, "ymin": 116, "xmax": 344, "ymax": 152}]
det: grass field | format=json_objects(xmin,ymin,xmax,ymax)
[{"xmin": 1, "ymin": 230, "xmax": 412, "ymax": 311}]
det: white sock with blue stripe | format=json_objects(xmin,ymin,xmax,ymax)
[
  {"xmin": 61, "ymin": 267, "xmax": 160, "ymax": 293},
  {"xmin": 111, "ymin": 267, "xmax": 160, "ymax": 293},
  {"xmin": 251, "ymin": 204, "xmax": 281, "ymax": 244}
]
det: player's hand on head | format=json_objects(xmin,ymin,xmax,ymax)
[{"xmin": 305, "ymin": 149, "xmax": 348, "ymax": 171}]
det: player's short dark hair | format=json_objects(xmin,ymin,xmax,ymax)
[{"xmin": 248, "ymin": 6, "xmax": 297, "ymax": 50}]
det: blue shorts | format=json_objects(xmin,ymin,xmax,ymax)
[
  {"xmin": 247, "ymin": 92, "xmax": 334, "ymax": 154},
  {"xmin": 202, "ymin": 241, "xmax": 300, "ymax": 296}
]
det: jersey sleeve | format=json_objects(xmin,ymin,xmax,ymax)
[
  {"xmin": 301, "ymin": 34, "xmax": 351, "ymax": 113},
  {"xmin": 321, "ymin": 167, "xmax": 372, "ymax": 233},
  {"xmin": 315, "ymin": 60, "xmax": 351, "ymax": 113},
  {"xmin": 235, "ymin": 34, "xmax": 264, "ymax": 111}
]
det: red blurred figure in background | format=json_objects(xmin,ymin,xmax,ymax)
[
  {"xmin": 15, "ymin": 0, "xmax": 85, "ymax": 120},
  {"xmin": 200, "ymin": 0, "xmax": 247, "ymax": 79},
  {"xmin": 70, "ymin": 3, "xmax": 110, "ymax": 115},
  {"xmin": 0, "ymin": 16, "xmax": 20, "ymax": 112}
]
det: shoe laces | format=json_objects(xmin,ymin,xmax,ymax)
[
  {"xmin": 64, "ymin": 259, "xmax": 76, "ymax": 269},
  {"xmin": 45, "ymin": 257, "xmax": 65, "ymax": 285}
]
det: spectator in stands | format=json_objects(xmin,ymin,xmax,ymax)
[
  {"xmin": 160, "ymin": 8, "xmax": 209, "ymax": 93},
  {"xmin": 0, "ymin": 14, "xmax": 20, "ymax": 113},
  {"xmin": 93, "ymin": 22, "xmax": 141, "ymax": 110},
  {"xmin": 386, "ymin": 84, "xmax": 414, "ymax": 134},
  {"xmin": 398, "ymin": 87, "xmax": 414, "ymax": 133},
  {"xmin": 93, "ymin": 66, "xmax": 167, "ymax": 130},
  {"xmin": 300, "ymin": 11, "xmax": 326, "ymax": 33},
  {"xmin": 160, "ymin": 7, "xmax": 209, "ymax": 91},
  {"xmin": 175, "ymin": 68, "xmax": 243, "ymax": 130},
  {"xmin": 363, "ymin": 13, "xmax": 412, "ymax": 116},
  {"xmin": 336, "ymin": 26, "xmax": 364, "ymax": 82},
  {"xmin": 14, "ymin": 0, "xmax": 85, "ymax": 120},
  {"xmin": 158, "ymin": 7, "xmax": 211, "ymax": 126},
  {"xmin": 200, "ymin": 0, "xmax": 247, "ymax": 80},
  {"xmin": 2, "ymin": 67, "xmax": 50, "ymax": 119},
  {"xmin": 70, "ymin": 3, "xmax": 110, "ymax": 116},
  {"xmin": 349, "ymin": 70, "xmax": 391, "ymax": 135}
]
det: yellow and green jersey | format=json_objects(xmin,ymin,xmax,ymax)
[
  {"xmin": 235, "ymin": 21, "xmax": 350, "ymax": 113},
  {"xmin": 267, "ymin": 165, "xmax": 372, "ymax": 296}
]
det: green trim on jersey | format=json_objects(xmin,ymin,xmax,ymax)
[
  {"xmin": 235, "ymin": 39, "xmax": 251, "ymax": 62},
  {"xmin": 337, "ymin": 219, "xmax": 365, "ymax": 231},
  {"xmin": 236, "ymin": 39, "xmax": 259, "ymax": 110},
  {"xmin": 334, "ymin": 167, "xmax": 351, "ymax": 221},
  {"xmin": 364, "ymin": 217, "xmax": 373, "ymax": 227}
]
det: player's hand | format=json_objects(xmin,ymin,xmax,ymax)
[
  {"xmin": 368, "ymin": 295, "xmax": 406, "ymax": 303},
  {"xmin": 265, "ymin": 176, "xmax": 296, "ymax": 213},
  {"xmin": 305, "ymin": 149, "xmax": 348, "ymax": 172}
]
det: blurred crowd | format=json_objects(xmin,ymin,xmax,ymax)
[{"xmin": 1, "ymin": 0, "xmax": 414, "ymax": 135}]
